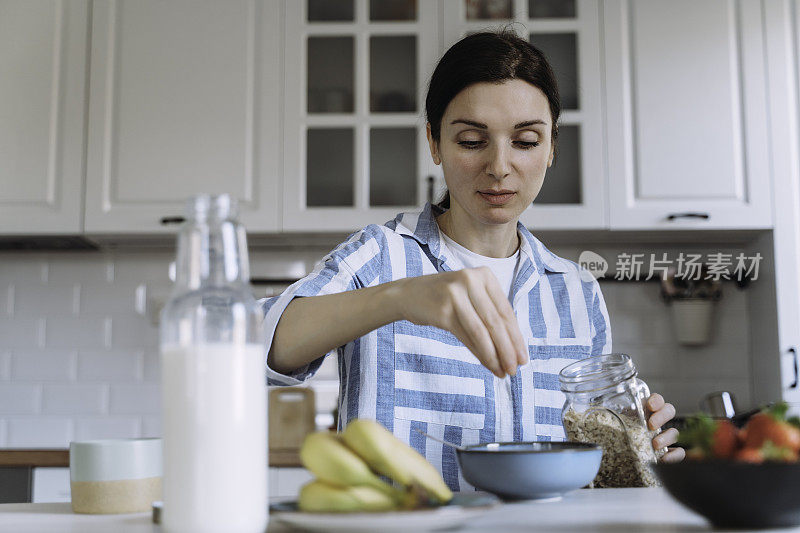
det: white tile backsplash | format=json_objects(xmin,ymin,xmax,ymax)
[
  {"xmin": 45, "ymin": 316, "xmax": 110, "ymax": 350},
  {"xmin": 0, "ymin": 244, "xmax": 756, "ymax": 446},
  {"xmin": 6, "ymin": 418, "xmax": 72, "ymax": 447},
  {"xmin": 110, "ymin": 314, "xmax": 158, "ymax": 349},
  {"xmin": 109, "ymin": 383, "xmax": 160, "ymax": 415},
  {"xmin": 142, "ymin": 349, "xmax": 160, "ymax": 381},
  {"xmin": 0, "ymin": 258, "xmax": 47, "ymax": 285},
  {"xmin": 46, "ymin": 256, "xmax": 114, "ymax": 285},
  {"xmin": 0, "ymin": 384, "xmax": 41, "ymax": 415},
  {"xmin": 14, "ymin": 284, "xmax": 80, "ymax": 317},
  {"xmin": 41, "ymin": 384, "xmax": 107, "ymax": 415},
  {"xmin": 141, "ymin": 415, "xmax": 161, "ymax": 438},
  {"xmin": 0, "ymin": 351, "xmax": 10, "ymax": 380},
  {"xmin": 76, "ymin": 350, "xmax": 143, "ymax": 381},
  {"xmin": 74, "ymin": 417, "xmax": 141, "ymax": 441},
  {"xmin": 80, "ymin": 283, "xmax": 146, "ymax": 315},
  {"xmin": 11, "ymin": 350, "xmax": 76, "ymax": 381},
  {"xmin": 0, "ymin": 318, "xmax": 44, "ymax": 349}
]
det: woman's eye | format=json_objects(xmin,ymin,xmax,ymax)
[
  {"xmin": 456, "ymin": 140, "xmax": 540, "ymax": 150},
  {"xmin": 457, "ymin": 140, "xmax": 483, "ymax": 149},
  {"xmin": 514, "ymin": 141, "xmax": 540, "ymax": 149}
]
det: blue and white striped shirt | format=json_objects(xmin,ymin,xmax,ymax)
[{"xmin": 261, "ymin": 202, "xmax": 612, "ymax": 491}]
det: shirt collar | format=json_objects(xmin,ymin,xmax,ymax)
[{"xmin": 390, "ymin": 202, "xmax": 572, "ymax": 274}]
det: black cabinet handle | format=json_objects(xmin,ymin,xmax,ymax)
[
  {"xmin": 160, "ymin": 216, "xmax": 186, "ymax": 225},
  {"xmin": 426, "ymin": 175, "xmax": 435, "ymax": 204},
  {"xmin": 790, "ymin": 347, "xmax": 798, "ymax": 389},
  {"xmin": 666, "ymin": 212, "xmax": 710, "ymax": 221}
]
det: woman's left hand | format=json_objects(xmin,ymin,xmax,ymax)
[{"xmin": 646, "ymin": 393, "xmax": 685, "ymax": 463}]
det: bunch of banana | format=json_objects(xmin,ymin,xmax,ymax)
[{"xmin": 297, "ymin": 419, "xmax": 453, "ymax": 513}]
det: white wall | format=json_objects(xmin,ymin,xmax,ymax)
[{"xmin": 0, "ymin": 240, "xmax": 755, "ymax": 447}]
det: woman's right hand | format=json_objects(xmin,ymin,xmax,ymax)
[{"xmin": 395, "ymin": 267, "xmax": 528, "ymax": 378}]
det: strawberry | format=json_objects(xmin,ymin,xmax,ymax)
[
  {"xmin": 742, "ymin": 403, "xmax": 800, "ymax": 453},
  {"xmin": 681, "ymin": 414, "xmax": 741, "ymax": 459},
  {"xmin": 735, "ymin": 447, "xmax": 764, "ymax": 464},
  {"xmin": 710, "ymin": 419, "xmax": 739, "ymax": 459}
]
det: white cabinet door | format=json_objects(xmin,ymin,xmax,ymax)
[
  {"xmin": 0, "ymin": 0, "xmax": 88, "ymax": 234},
  {"xmin": 604, "ymin": 0, "xmax": 773, "ymax": 230},
  {"xmin": 281, "ymin": 0, "xmax": 440, "ymax": 232},
  {"xmin": 442, "ymin": 0, "xmax": 607, "ymax": 230},
  {"xmin": 768, "ymin": 0, "xmax": 800, "ymax": 405},
  {"xmin": 84, "ymin": 0, "xmax": 279, "ymax": 234}
]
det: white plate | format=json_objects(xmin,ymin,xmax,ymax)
[{"xmin": 269, "ymin": 492, "xmax": 500, "ymax": 533}]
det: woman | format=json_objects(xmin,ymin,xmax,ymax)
[{"xmin": 262, "ymin": 30, "xmax": 684, "ymax": 490}]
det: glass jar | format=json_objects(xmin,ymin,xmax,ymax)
[{"xmin": 559, "ymin": 353, "xmax": 664, "ymax": 488}]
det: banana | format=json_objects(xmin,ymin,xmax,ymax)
[
  {"xmin": 341, "ymin": 419, "xmax": 454, "ymax": 504},
  {"xmin": 298, "ymin": 480, "xmax": 397, "ymax": 513},
  {"xmin": 299, "ymin": 431, "xmax": 396, "ymax": 497}
]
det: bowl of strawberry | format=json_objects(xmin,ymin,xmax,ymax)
[{"xmin": 654, "ymin": 402, "xmax": 800, "ymax": 529}]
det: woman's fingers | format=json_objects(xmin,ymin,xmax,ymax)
[
  {"xmin": 660, "ymin": 447, "xmax": 686, "ymax": 463},
  {"xmin": 648, "ymin": 401, "xmax": 676, "ymax": 431},
  {"xmin": 481, "ymin": 269, "xmax": 528, "ymax": 366},
  {"xmin": 450, "ymin": 287, "xmax": 505, "ymax": 377},
  {"xmin": 465, "ymin": 270, "xmax": 522, "ymax": 375},
  {"xmin": 646, "ymin": 393, "xmax": 665, "ymax": 413},
  {"xmin": 449, "ymin": 320, "xmax": 504, "ymax": 378},
  {"xmin": 653, "ymin": 427, "xmax": 679, "ymax": 449}
]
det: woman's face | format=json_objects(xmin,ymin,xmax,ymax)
[{"xmin": 427, "ymin": 79, "xmax": 555, "ymax": 226}]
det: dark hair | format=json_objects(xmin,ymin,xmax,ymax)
[{"xmin": 425, "ymin": 29, "xmax": 561, "ymax": 209}]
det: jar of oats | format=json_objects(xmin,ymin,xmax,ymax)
[{"xmin": 559, "ymin": 353, "xmax": 665, "ymax": 488}]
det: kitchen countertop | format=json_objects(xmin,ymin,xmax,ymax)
[{"xmin": 0, "ymin": 487, "xmax": 789, "ymax": 532}]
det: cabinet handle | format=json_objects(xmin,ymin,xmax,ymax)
[
  {"xmin": 160, "ymin": 216, "xmax": 186, "ymax": 225},
  {"xmin": 665, "ymin": 212, "xmax": 710, "ymax": 221},
  {"xmin": 426, "ymin": 175, "xmax": 435, "ymax": 204},
  {"xmin": 790, "ymin": 347, "xmax": 798, "ymax": 389}
]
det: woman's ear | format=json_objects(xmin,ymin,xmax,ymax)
[
  {"xmin": 426, "ymin": 123, "xmax": 441, "ymax": 165},
  {"xmin": 547, "ymin": 144, "xmax": 555, "ymax": 168}
]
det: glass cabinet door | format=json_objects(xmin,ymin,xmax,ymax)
[
  {"xmin": 442, "ymin": 0, "xmax": 605, "ymax": 229},
  {"xmin": 283, "ymin": 0, "xmax": 440, "ymax": 231}
]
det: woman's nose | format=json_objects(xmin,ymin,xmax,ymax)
[{"xmin": 485, "ymin": 143, "xmax": 511, "ymax": 179}]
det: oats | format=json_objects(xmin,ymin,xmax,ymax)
[{"xmin": 563, "ymin": 408, "xmax": 665, "ymax": 488}]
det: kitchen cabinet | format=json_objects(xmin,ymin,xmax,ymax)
[
  {"xmin": 83, "ymin": 0, "xmax": 280, "ymax": 234},
  {"xmin": 442, "ymin": 0, "xmax": 607, "ymax": 229},
  {"xmin": 604, "ymin": 0, "xmax": 773, "ymax": 230},
  {"xmin": 281, "ymin": 0, "xmax": 441, "ymax": 231},
  {"xmin": 0, "ymin": 0, "xmax": 89, "ymax": 234},
  {"xmin": 749, "ymin": 0, "xmax": 800, "ymax": 411},
  {"xmin": 283, "ymin": 0, "xmax": 606, "ymax": 232}
]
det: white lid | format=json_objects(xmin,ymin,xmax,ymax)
[{"xmin": 70, "ymin": 438, "xmax": 162, "ymax": 482}]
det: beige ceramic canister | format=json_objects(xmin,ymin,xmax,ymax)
[{"xmin": 70, "ymin": 438, "xmax": 162, "ymax": 514}]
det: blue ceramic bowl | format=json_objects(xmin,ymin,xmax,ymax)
[{"xmin": 456, "ymin": 441, "xmax": 602, "ymax": 500}]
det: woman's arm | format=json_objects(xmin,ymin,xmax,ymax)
[
  {"xmin": 268, "ymin": 279, "xmax": 405, "ymax": 375},
  {"xmin": 268, "ymin": 267, "xmax": 528, "ymax": 378}
]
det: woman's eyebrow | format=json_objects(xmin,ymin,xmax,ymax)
[{"xmin": 450, "ymin": 118, "xmax": 548, "ymax": 129}]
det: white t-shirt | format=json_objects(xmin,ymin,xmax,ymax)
[{"xmin": 438, "ymin": 228, "xmax": 521, "ymax": 442}]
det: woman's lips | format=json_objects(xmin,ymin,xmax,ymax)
[{"xmin": 478, "ymin": 191, "xmax": 516, "ymax": 205}]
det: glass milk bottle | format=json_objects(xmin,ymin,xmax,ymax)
[{"xmin": 160, "ymin": 194, "xmax": 267, "ymax": 533}]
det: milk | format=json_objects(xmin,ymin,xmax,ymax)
[{"xmin": 161, "ymin": 342, "xmax": 267, "ymax": 533}]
